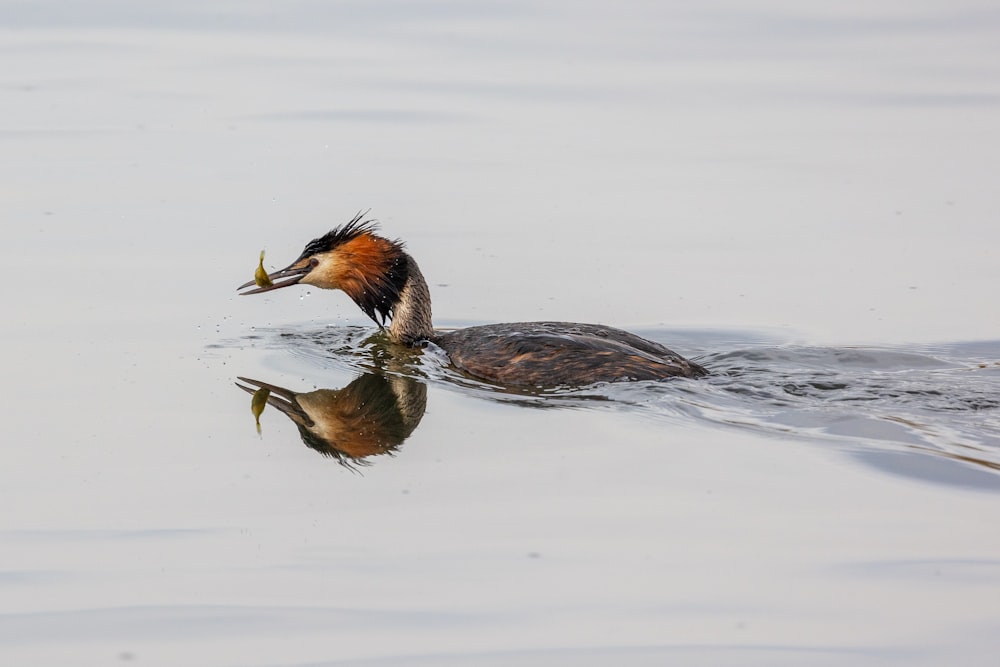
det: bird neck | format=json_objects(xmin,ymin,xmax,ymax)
[{"xmin": 388, "ymin": 254, "xmax": 434, "ymax": 345}]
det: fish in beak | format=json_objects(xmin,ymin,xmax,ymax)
[{"xmin": 237, "ymin": 258, "xmax": 314, "ymax": 295}]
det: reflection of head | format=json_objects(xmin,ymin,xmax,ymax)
[
  {"xmin": 295, "ymin": 374, "xmax": 422, "ymax": 464},
  {"xmin": 237, "ymin": 372, "xmax": 426, "ymax": 468}
]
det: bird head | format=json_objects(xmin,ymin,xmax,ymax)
[{"xmin": 238, "ymin": 212, "xmax": 408, "ymax": 325}]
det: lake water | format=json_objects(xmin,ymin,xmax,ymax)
[{"xmin": 2, "ymin": 1, "xmax": 999, "ymax": 665}]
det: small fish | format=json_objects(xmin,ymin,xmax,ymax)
[
  {"xmin": 255, "ymin": 250, "xmax": 273, "ymax": 288},
  {"xmin": 251, "ymin": 387, "xmax": 270, "ymax": 434}
]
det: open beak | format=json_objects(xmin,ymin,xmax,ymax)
[
  {"xmin": 237, "ymin": 260, "xmax": 311, "ymax": 295},
  {"xmin": 235, "ymin": 376, "xmax": 314, "ymax": 426}
]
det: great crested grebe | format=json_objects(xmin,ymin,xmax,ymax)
[{"xmin": 237, "ymin": 213, "xmax": 708, "ymax": 386}]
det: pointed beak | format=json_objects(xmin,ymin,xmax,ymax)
[
  {"xmin": 235, "ymin": 377, "xmax": 314, "ymax": 426},
  {"xmin": 237, "ymin": 260, "xmax": 312, "ymax": 295}
]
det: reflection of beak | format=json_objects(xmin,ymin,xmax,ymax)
[
  {"xmin": 235, "ymin": 377, "xmax": 313, "ymax": 426},
  {"xmin": 236, "ymin": 262, "xmax": 311, "ymax": 295}
]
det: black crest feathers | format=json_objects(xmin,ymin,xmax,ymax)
[{"xmin": 297, "ymin": 211, "xmax": 379, "ymax": 261}]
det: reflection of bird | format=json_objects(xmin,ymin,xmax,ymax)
[
  {"xmin": 239, "ymin": 213, "xmax": 707, "ymax": 387},
  {"xmin": 235, "ymin": 373, "xmax": 426, "ymax": 467}
]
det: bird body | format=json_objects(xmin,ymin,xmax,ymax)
[
  {"xmin": 239, "ymin": 214, "xmax": 707, "ymax": 387},
  {"xmin": 436, "ymin": 321, "xmax": 704, "ymax": 385}
]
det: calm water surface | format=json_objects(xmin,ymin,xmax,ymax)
[{"xmin": 2, "ymin": 1, "xmax": 999, "ymax": 665}]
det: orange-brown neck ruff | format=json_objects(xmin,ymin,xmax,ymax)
[
  {"xmin": 296, "ymin": 216, "xmax": 409, "ymax": 326},
  {"xmin": 328, "ymin": 233, "xmax": 408, "ymax": 325}
]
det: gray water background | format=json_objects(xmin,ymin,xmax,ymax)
[{"xmin": 2, "ymin": 1, "xmax": 999, "ymax": 665}]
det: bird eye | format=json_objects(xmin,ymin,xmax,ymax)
[{"xmin": 309, "ymin": 258, "xmax": 319, "ymax": 268}]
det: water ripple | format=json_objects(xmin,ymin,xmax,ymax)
[{"xmin": 224, "ymin": 326, "xmax": 1000, "ymax": 478}]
